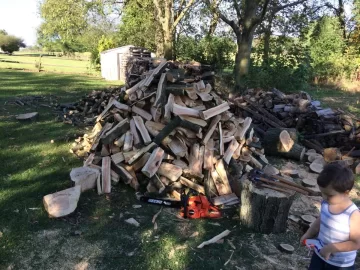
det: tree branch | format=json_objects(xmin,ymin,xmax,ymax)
[
  {"xmin": 253, "ymin": 0, "xmax": 271, "ymax": 27},
  {"xmin": 204, "ymin": 0, "xmax": 240, "ymax": 35},
  {"xmin": 233, "ymin": 0, "xmax": 241, "ymax": 20},
  {"xmin": 274, "ymin": 0, "xmax": 307, "ymax": 13},
  {"xmin": 172, "ymin": 0, "xmax": 197, "ymax": 32}
]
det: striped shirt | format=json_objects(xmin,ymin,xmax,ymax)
[{"xmin": 315, "ymin": 201, "xmax": 359, "ymax": 267}]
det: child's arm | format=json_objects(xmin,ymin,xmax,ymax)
[
  {"xmin": 300, "ymin": 216, "xmax": 321, "ymax": 244},
  {"xmin": 320, "ymin": 211, "xmax": 360, "ymax": 260}
]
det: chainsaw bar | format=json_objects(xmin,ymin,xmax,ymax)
[{"xmin": 139, "ymin": 196, "xmax": 183, "ymax": 208}]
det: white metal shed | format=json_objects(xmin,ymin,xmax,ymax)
[{"xmin": 100, "ymin": 45, "xmax": 151, "ymax": 81}]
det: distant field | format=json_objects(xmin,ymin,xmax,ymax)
[{"xmin": 0, "ymin": 52, "xmax": 97, "ymax": 75}]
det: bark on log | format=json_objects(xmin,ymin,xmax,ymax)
[{"xmin": 239, "ymin": 180, "xmax": 295, "ymax": 233}]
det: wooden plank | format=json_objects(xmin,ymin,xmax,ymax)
[
  {"xmin": 102, "ymin": 157, "xmax": 111, "ymax": 193},
  {"xmin": 180, "ymin": 177, "xmax": 205, "ymax": 194},
  {"xmin": 141, "ymin": 147, "xmax": 165, "ymax": 177},
  {"xmin": 219, "ymin": 122, "xmax": 224, "ymax": 156},
  {"xmin": 157, "ymin": 163, "xmax": 183, "ymax": 182},
  {"xmin": 223, "ymin": 139, "xmax": 240, "ymax": 164},
  {"xmin": 200, "ymin": 102, "xmax": 230, "ymax": 120},
  {"xmin": 214, "ymin": 159, "xmax": 232, "ymax": 195},
  {"xmin": 133, "ymin": 116, "xmax": 152, "ymax": 145},
  {"xmin": 172, "ymin": 103, "xmax": 200, "ymax": 118},
  {"xmin": 204, "ymin": 139, "xmax": 214, "ymax": 170},
  {"xmin": 202, "ymin": 115, "xmax": 221, "ymax": 145},
  {"xmin": 132, "ymin": 105, "xmax": 152, "ymax": 121}
]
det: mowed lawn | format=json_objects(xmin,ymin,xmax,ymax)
[
  {"xmin": 0, "ymin": 69, "xmax": 359, "ymax": 270},
  {"xmin": 0, "ymin": 52, "xmax": 96, "ymax": 75}
]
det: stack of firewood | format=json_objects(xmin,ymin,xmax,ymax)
[
  {"xmin": 233, "ymin": 88, "xmax": 360, "ymax": 150},
  {"xmin": 69, "ymin": 60, "xmax": 271, "ymax": 206}
]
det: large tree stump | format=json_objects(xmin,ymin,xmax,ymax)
[
  {"xmin": 263, "ymin": 128, "xmax": 305, "ymax": 161},
  {"xmin": 239, "ymin": 180, "xmax": 295, "ymax": 233}
]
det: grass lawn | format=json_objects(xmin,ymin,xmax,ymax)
[
  {"xmin": 0, "ymin": 69, "xmax": 359, "ymax": 270},
  {"xmin": 0, "ymin": 52, "xmax": 96, "ymax": 75}
]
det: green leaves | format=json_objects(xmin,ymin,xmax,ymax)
[{"xmin": 0, "ymin": 33, "xmax": 26, "ymax": 54}]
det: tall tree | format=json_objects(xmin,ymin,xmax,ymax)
[{"xmin": 153, "ymin": 0, "xmax": 197, "ymax": 59}]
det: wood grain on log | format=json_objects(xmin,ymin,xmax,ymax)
[{"xmin": 141, "ymin": 147, "xmax": 164, "ymax": 178}]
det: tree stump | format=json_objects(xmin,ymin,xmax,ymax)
[
  {"xmin": 239, "ymin": 179, "xmax": 295, "ymax": 233},
  {"xmin": 264, "ymin": 128, "xmax": 305, "ymax": 161}
]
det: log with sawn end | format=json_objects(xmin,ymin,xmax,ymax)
[
  {"xmin": 200, "ymin": 102, "xmax": 230, "ymax": 120},
  {"xmin": 236, "ymin": 104, "xmax": 282, "ymax": 128},
  {"xmin": 164, "ymin": 93, "xmax": 174, "ymax": 122},
  {"xmin": 214, "ymin": 159, "xmax": 232, "ymax": 195},
  {"xmin": 133, "ymin": 116, "xmax": 152, "ymax": 145}
]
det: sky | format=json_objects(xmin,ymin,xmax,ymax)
[{"xmin": 0, "ymin": 0, "xmax": 41, "ymax": 46}]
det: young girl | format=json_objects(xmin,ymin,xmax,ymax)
[{"xmin": 300, "ymin": 163, "xmax": 360, "ymax": 269}]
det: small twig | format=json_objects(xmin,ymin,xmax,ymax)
[{"xmin": 224, "ymin": 250, "xmax": 234, "ymax": 266}]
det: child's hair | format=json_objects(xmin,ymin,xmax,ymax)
[{"xmin": 317, "ymin": 163, "xmax": 354, "ymax": 192}]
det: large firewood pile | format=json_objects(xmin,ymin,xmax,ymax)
[
  {"xmin": 232, "ymin": 88, "xmax": 360, "ymax": 150},
  {"xmin": 69, "ymin": 60, "xmax": 274, "ymax": 206}
]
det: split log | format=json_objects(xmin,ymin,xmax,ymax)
[
  {"xmin": 43, "ymin": 186, "xmax": 81, "ymax": 218},
  {"xmin": 204, "ymin": 139, "xmax": 214, "ymax": 170},
  {"xmin": 202, "ymin": 115, "xmax": 221, "ymax": 145},
  {"xmin": 180, "ymin": 177, "xmax": 205, "ymax": 194},
  {"xmin": 164, "ymin": 93, "xmax": 174, "ymax": 122},
  {"xmin": 102, "ymin": 157, "xmax": 111, "ymax": 193},
  {"xmin": 235, "ymin": 117, "xmax": 252, "ymax": 140},
  {"xmin": 128, "ymin": 142, "xmax": 156, "ymax": 165},
  {"xmin": 169, "ymin": 137, "xmax": 187, "ymax": 157},
  {"xmin": 133, "ymin": 116, "xmax": 152, "ymax": 145},
  {"xmin": 197, "ymin": 230, "xmax": 231, "ymax": 249},
  {"xmin": 157, "ymin": 163, "xmax": 182, "ymax": 182},
  {"xmin": 131, "ymin": 105, "xmax": 152, "ymax": 121},
  {"xmin": 271, "ymin": 88, "xmax": 287, "ymax": 100},
  {"xmin": 239, "ymin": 179, "xmax": 295, "ymax": 233},
  {"xmin": 130, "ymin": 119, "xmax": 141, "ymax": 146},
  {"xmin": 188, "ymin": 144, "xmax": 204, "ymax": 176},
  {"xmin": 101, "ymin": 119, "xmax": 130, "ymax": 145},
  {"xmin": 150, "ymin": 107, "xmax": 162, "ymax": 123},
  {"xmin": 200, "ymin": 102, "xmax": 230, "ymax": 120},
  {"xmin": 132, "ymin": 152, "xmax": 151, "ymax": 172},
  {"xmin": 111, "ymin": 152, "xmax": 125, "ymax": 165},
  {"xmin": 323, "ymin": 148, "xmax": 341, "ymax": 162},
  {"xmin": 153, "ymin": 116, "xmax": 182, "ymax": 145},
  {"xmin": 123, "ymin": 131, "xmax": 133, "ymax": 152},
  {"xmin": 244, "ymin": 97, "xmax": 287, "ymax": 127},
  {"xmin": 112, "ymin": 164, "xmax": 133, "ymax": 184},
  {"xmin": 16, "ymin": 112, "xmax": 39, "ymax": 121},
  {"xmin": 219, "ymin": 122, "xmax": 224, "ymax": 156},
  {"xmin": 180, "ymin": 116, "xmax": 207, "ymax": 127},
  {"xmin": 141, "ymin": 147, "xmax": 164, "ymax": 178},
  {"xmin": 70, "ymin": 167, "xmax": 99, "ymax": 192},
  {"xmin": 154, "ymin": 72, "xmax": 167, "ymax": 107},
  {"xmin": 214, "ymin": 160, "xmax": 232, "ymax": 195},
  {"xmin": 223, "ymin": 139, "xmax": 240, "ymax": 164},
  {"xmin": 172, "ymin": 103, "xmax": 200, "ymax": 118}
]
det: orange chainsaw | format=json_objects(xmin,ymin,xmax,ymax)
[{"xmin": 139, "ymin": 192, "xmax": 221, "ymax": 219}]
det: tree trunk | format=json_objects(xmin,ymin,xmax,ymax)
[
  {"xmin": 338, "ymin": 0, "xmax": 346, "ymax": 40},
  {"xmin": 163, "ymin": 29, "xmax": 173, "ymax": 60},
  {"xmin": 263, "ymin": 16, "xmax": 273, "ymax": 62},
  {"xmin": 234, "ymin": 30, "xmax": 254, "ymax": 92}
]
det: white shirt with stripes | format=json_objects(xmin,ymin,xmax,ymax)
[{"xmin": 314, "ymin": 201, "xmax": 359, "ymax": 267}]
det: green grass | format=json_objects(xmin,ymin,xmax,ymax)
[
  {"xmin": 0, "ymin": 52, "xmax": 96, "ymax": 75},
  {"xmin": 0, "ymin": 69, "xmax": 359, "ymax": 269}
]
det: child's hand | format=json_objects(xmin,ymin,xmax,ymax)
[
  {"xmin": 300, "ymin": 233, "xmax": 308, "ymax": 245},
  {"xmin": 320, "ymin": 245, "xmax": 333, "ymax": 260}
]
